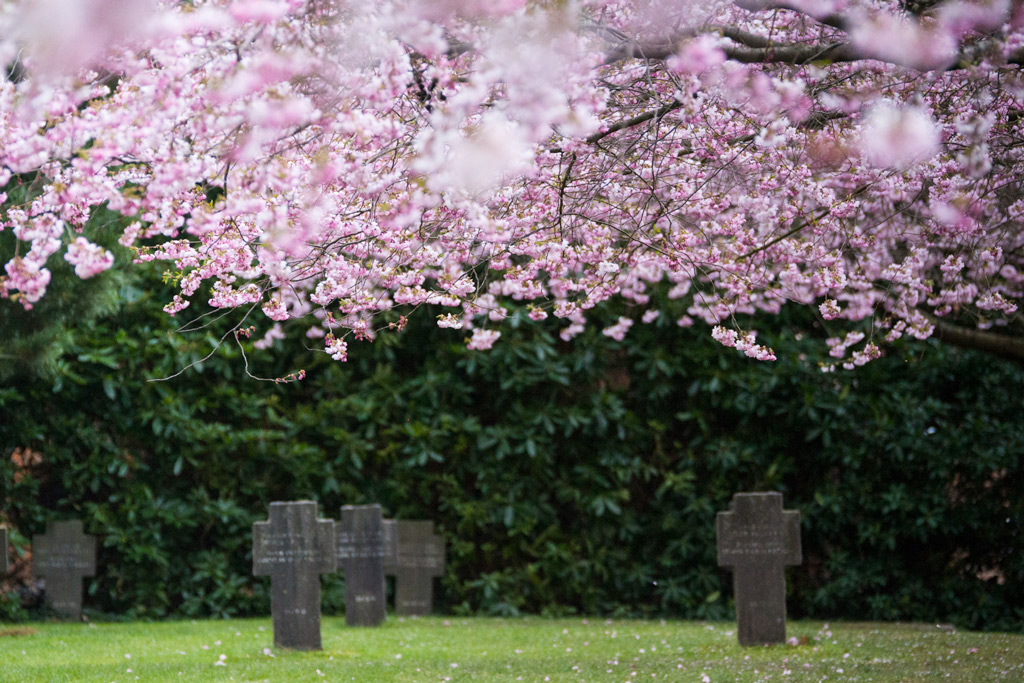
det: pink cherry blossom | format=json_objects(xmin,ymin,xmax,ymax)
[
  {"xmin": 667, "ymin": 36, "xmax": 725, "ymax": 75},
  {"xmin": 848, "ymin": 9, "xmax": 958, "ymax": 71},
  {"xmin": 467, "ymin": 328, "xmax": 501, "ymax": 350},
  {"xmin": 63, "ymin": 237, "xmax": 114, "ymax": 279},
  {"xmin": 11, "ymin": 0, "xmax": 155, "ymax": 78},
  {"xmin": 602, "ymin": 317, "xmax": 634, "ymax": 341},
  {"xmin": 0, "ymin": 0, "xmax": 1020, "ymax": 368},
  {"xmin": 324, "ymin": 333, "xmax": 348, "ymax": 362},
  {"xmin": 860, "ymin": 104, "xmax": 940, "ymax": 170}
]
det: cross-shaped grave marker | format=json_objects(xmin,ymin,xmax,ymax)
[
  {"xmin": 384, "ymin": 520, "xmax": 446, "ymax": 616},
  {"xmin": 716, "ymin": 492, "xmax": 802, "ymax": 646},
  {"xmin": 33, "ymin": 520, "xmax": 97, "ymax": 619},
  {"xmin": 253, "ymin": 501, "xmax": 336, "ymax": 650},
  {"xmin": 336, "ymin": 504, "xmax": 392, "ymax": 626}
]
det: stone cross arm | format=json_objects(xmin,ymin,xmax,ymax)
[
  {"xmin": 716, "ymin": 493, "xmax": 801, "ymax": 568},
  {"xmin": 253, "ymin": 502, "xmax": 336, "ymax": 578}
]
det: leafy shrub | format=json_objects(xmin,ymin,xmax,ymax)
[{"xmin": 1, "ymin": 273, "xmax": 1021, "ymax": 631}]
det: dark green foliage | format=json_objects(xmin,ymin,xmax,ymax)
[
  {"xmin": 0, "ymin": 191, "xmax": 134, "ymax": 381},
  {"xmin": 1, "ymin": 275, "xmax": 1022, "ymax": 631}
]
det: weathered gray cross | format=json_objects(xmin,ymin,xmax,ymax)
[
  {"xmin": 716, "ymin": 492, "xmax": 801, "ymax": 646},
  {"xmin": 34, "ymin": 520, "xmax": 97, "ymax": 620},
  {"xmin": 384, "ymin": 520, "xmax": 445, "ymax": 616},
  {"xmin": 253, "ymin": 501, "xmax": 336, "ymax": 650}
]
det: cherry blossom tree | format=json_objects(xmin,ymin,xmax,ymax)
[{"xmin": 2, "ymin": 0, "xmax": 1023, "ymax": 369}]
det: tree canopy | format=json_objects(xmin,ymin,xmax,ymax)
[{"xmin": 2, "ymin": 0, "xmax": 1022, "ymax": 366}]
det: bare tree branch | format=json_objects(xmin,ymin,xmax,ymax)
[
  {"xmin": 733, "ymin": 0, "xmax": 849, "ymax": 31},
  {"xmin": 930, "ymin": 317, "xmax": 1024, "ymax": 363},
  {"xmin": 586, "ymin": 100, "xmax": 684, "ymax": 144}
]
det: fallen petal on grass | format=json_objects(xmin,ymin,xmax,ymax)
[{"xmin": 0, "ymin": 618, "xmax": 1021, "ymax": 682}]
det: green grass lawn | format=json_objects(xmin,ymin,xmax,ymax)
[{"xmin": 1, "ymin": 617, "xmax": 1022, "ymax": 682}]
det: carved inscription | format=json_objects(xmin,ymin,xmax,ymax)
[
  {"xmin": 397, "ymin": 543, "xmax": 445, "ymax": 569},
  {"xmin": 35, "ymin": 552, "xmax": 95, "ymax": 570},
  {"xmin": 337, "ymin": 529, "xmax": 387, "ymax": 560},
  {"xmin": 718, "ymin": 525, "xmax": 788, "ymax": 557},
  {"xmin": 254, "ymin": 542, "xmax": 321, "ymax": 567}
]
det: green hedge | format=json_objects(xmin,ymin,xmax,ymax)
[{"xmin": 1, "ymin": 273, "xmax": 1022, "ymax": 631}]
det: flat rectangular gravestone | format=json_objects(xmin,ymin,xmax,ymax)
[
  {"xmin": 716, "ymin": 492, "xmax": 801, "ymax": 646},
  {"xmin": 253, "ymin": 501, "xmax": 336, "ymax": 650},
  {"xmin": 383, "ymin": 520, "xmax": 445, "ymax": 616},
  {"xmin": 33, "ymin": 520, "xmax": 97, "ymax": 619},
  {"xmin": 336, "ymin": 504, "xmax": 390, "ymax": 626}
]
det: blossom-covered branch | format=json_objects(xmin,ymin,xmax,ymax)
[{"xmin": 1, "ymin": 0, "xmax": 1022, "ymax": 369}]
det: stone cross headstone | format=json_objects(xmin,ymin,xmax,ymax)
[
  {"xmin": 384, "ymin": 520, "xmax": 446, "ymax": 616},
  {"xmin": 1, "ymin": 525, "xmax": 8, "ymax": 575},
  {"xmin": 716, "ymin": 492, "xmax": 802, "ymax": 646},
  {"xmin": 336, "ymin": 504, "xmax": 391, "ymax": 627},
  {"xmin": 33, "ymin": 520, "xmax": 97, "ymax": 619},
  {"xmin": 253, "ymin": 501, "xmax": 336, "ymax": 650}
]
